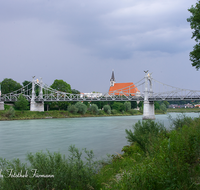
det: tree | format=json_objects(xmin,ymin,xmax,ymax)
[
  {"xmin": 160, "ymin": 103, "xmax": 167, "ymax": 113},
  {"xmin": 89, "ymin": 104, "xmax": 99, "ymax": 114},
  {"xmin": 75, "ymin": 102, "xmax": 87, "ymax": 114},
  {"xmin": 51, "ymin": 79, "xmax": 72, "ymax": 93},
  {"xmin": 71, "ymin": 89, "xmax": 80, "ymax": 94},
  {"xmin": 111, "ymin": 102, "xmax": 125, "ymax": 112},
  {"xmin": 1, "ymin": 78, "xmax": 22, "ymax": 94},
  {"xmin": 50, "ymin": 79, "xmax": 72, "ymax": 110},
  {"xmin": 103, "ymin": 105, "xmax": 111, "ymax": 114},
  {"xmin": 124, "ymin": 102, "xmax": 131, "ymax": 112},
  {"xmin": 187, "ymin": 1, "xmax": 200, "ymax": 70},
  {"xmin": 15, "ymin": 94, "xmax": 29, "ymax": 110}
]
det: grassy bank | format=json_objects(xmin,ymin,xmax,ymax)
[
  {"xmin": 167, "ymin": 108, "xmax": 200, "ymax": 113},
  {"xmin": 0, "ymin": 115, "xmax": 200, "ymax": 189},
  {"xmin": 0, "ymin": 109, "xmax": 143, "ymax": 121}
]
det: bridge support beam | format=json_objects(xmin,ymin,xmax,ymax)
[
  {"xmin": 0, "ymin": 101, "xmax": 4, "ymax": 110},
  {"xmin": 143, "ymin": 101, "xmax": 155, "ymax": 120},
  {"xmin": 30, "ymin": 101, "xmax": 44, "ymax": 112}
]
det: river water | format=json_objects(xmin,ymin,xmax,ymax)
[{"xmin": 0, "ymin": 112, "xmax": 199, "ymax": 163}]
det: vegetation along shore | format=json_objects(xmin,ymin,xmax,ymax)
[{"xmin": 0, "ymin": 114, "xmax": 200, "ymax": 189}]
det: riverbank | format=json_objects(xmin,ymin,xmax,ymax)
[
  {"xmin": 167, "ymin": 108, "xmax": 200, "ymax": 112},
  {"xmin": 1, "ymin": 107, "xmax": 199, "ymax": 121},
  {"xmin": 0, "ymin": 109, "xmax": 144, "ymax": 121}
]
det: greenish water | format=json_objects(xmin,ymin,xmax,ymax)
[{"xmin": 0, "ymin": 113, "xmax": 199, "ymax": 162}]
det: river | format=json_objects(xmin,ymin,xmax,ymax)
[{"xmin": 0, "ymin": 112, "xmax": 199, "ymax": 163}]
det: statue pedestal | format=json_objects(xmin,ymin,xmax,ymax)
[
  {"xmin": 30, "ymin": 101, "xmax": 44, "ymax": 112},
  {"xmin": 143, "ymin": 101, "xmax": 155, "ymax": 120}
]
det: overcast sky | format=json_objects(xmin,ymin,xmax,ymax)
[{"xmin": 0, "ymin": 0, "xmax": 199, "ymax": 93}]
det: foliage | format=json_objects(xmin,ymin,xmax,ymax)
[
  {"xmin": 168, "ymin": 114, "xmax": 194, "ymax": 130},
  {"xmin": 98, "ymin": 117, "xmax": 200, "ymax": 189},
  {"xmin": 89, "ymin": 104, "xmax": 99, "ymax": 115},
  {"xmin": 131, "ymin": 101, "xmax": 137, "ymax": 109},
  {"xmin": 124, "ymin": 102, "xmax": 131, "ymax": 112},
  {"xmin": 14, "ymin": 94, "xmax": 29, "ymax": 110},
  {"xmin": 0, "ymin": 145, "xmax": 99, "ymax": 190},
  {"xmin": 5, "ymin": 107, "xmax": 15, "ymax": 118},
  {"xmin": 67, "ymin": 104, "xmax": 78, "ymax": 114},
  {"xmin": 111, "ymin": 102, "xmax": 125, "ymax": 112},
  {"xmin": 111, "ymin": 109, "xmax": 117, "ymax": 114},
  {"xmin": 125, "ymin": 120, "xmax": 167, "ymax": 155},
  {"xmin": 154, "ymin": 101, "xmax": 160, "ymax": 110},
  {"xmin": 187, "ymin": 1, "xmax": 200, "ymax": 70},
  {"xmin": 129, "ymin": 109, "xmax": 138, "ymax": 115},
  {"xmin": 71, "ymin": 89, "xmax": 80, "ymax": 94},
  {"xmin": 75, "ymin": 102, "xmax": 87, "ymax": 115},
  {"xmin": 103, "ymin": 105, "xmax": 111, "ymax": 114},
  {"xmin": 1, "ymin": 78, "xmax": 22, "ymax": 94},
  {"xmin": 51, "ymin": 79, "xmax": 72, "ymax": 93},
  {"xmin": 160, "ymin": 103, "xmax": 167, "ymax": 113}
]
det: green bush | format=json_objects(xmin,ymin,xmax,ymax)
[
  {"xmin": 125, "ymin": 120, "xmax": 167, "ymax": 155},
  {"xmin": 75, "ymin": 102, "xmax": 87, "ymax": 115},
  {"xmin": 89, "ymin": 104, "xmax": 99, "ymax": 115},
  {"xmin": 67, "ymin": 104, "xmax": 78, "ymax": 114},
  {"xmin": 14, "ymin": 94, "xmax": 29, "ymax": 110},
  {"xmin": 5, "ymin": 107, "xmax": 15, "ymax": 119},
  {"xmin": 160, "ymin": 103, "xmax": 167, "ymax": 113},
  {"xmin": 124, "ymin": 102, "xmax": 131, "ymax": 112},
  {"xmin": 168, "ymin": 114, "xmax": 194, "ymax": 130},
  {"xmin": 103, "ymin": 105, "xmax": 111, "ymax": 114},
  {"xmin": 129, "ymin": 109, "xmax": 138, "ymax": 115},
  {"xmin": 111, "ymin": 109, "xmax": 117, "ymax": 114},
  {"xmin": 0, "ymin": 145, "xmax": 99, "ymax": 190}
]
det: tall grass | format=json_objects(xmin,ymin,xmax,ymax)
[
  {"xmin": 0, "ymin": 145, "xmax": 99, "ymax": 190},
  {"xmin": 97, "ymin": 116, "xmax": 200, "ymax": 189}
]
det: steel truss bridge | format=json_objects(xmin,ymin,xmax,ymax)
[{"xmin": 1, "ymin": 73, "xmax": 200, "ymax": 102}]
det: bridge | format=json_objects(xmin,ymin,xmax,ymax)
[{"xmin": 0, "ymin": 72, "xmax": 200, "ymax": 119}]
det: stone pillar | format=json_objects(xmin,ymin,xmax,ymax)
[
  {"xmin": 30, "ymin": 101, "xmax": 44, "ymax": 112},
  {"xmin": 30, "ymin": 77, "xmax": 44, "ymax": 111},
  {"xmin": 0, "ymin": 101, "xmax": 4, "ymax": 110},
  {"xmin": 143, "ymin": 101, "xmax": 155, "ymax": 120},
  {"xmin": 142, "ymin": 72, "xmax": 155, "ymax": 120}
]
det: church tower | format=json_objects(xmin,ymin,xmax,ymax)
[{"xmin": 110, "ymin": 70, "xmax": 116, "ymax": 87}]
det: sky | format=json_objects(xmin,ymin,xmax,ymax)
[{"xmin": 0, "ymin": 0, "xmax": 199, "ymax": 93}]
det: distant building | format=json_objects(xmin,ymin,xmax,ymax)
[{"xmin": 108, "ymin": 70, "xmax": 140, "ymax": 96}]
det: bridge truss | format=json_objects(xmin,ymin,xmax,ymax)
[{"xmin": 1, "ymin": 74, "xmax": 200, "ymax": 102}]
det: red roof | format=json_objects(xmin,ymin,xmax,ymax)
[{"xmin": 109, "ymin": 83, "xmax": 139, "ymax": 96}]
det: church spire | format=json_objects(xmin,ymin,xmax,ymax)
[{"xmin": 110, "ymin": 69, "xmax": 116, "ymax": 87}]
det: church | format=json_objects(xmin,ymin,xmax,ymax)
[{"xmin": 108, "ymin": 70, "xmax": 139, "ymax": 96}]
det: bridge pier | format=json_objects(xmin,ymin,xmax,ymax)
[
  {"xmin": 0, "ymin": 101, "xmax": 4, "ymax": 110},
  {"xmin": 142, "ymin": 72, "xmax": 155, "ymax": 120},
  {"xmin": 30, "ymin": 77, "xmax": 44, "ymax": 112},
  {"xmin": 142, "ymin": 101, "xmax": 155, "ymax": 120},
  {"xmin": 30, "ymin": 101, "xmax": 44, "ymax": 112}
]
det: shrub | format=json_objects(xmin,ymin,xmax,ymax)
[
  {"xmin": 168, "ymin": 114, "xmax": 194, "ymax": 130},
  {"xmin": 111, "ymin": 109, "xmax": 117, "ymax": 114},
  {"xmin": 5, "ymin": 107, "xmax": 15, "ymax": 119},
  {"xmin": 14, "ymin": 94, "xmax": 29, "ymax": 110},
  {"xmin": 125, "ymin": 120, "xmax": 166, "ymax": 155},
  {"xmin": 89, "ymin": 104, "xmax": 99, "ymax": 115},
  {"xmin": 103, "ymin": 105, "xmax": 111, "ymax": 114},
  {"xmin": 111, "ymin": 102, "xmax": 125, "ymax": 112},
  {"xmin": 124, "ymin": 102, "xmax": 131, "ymax": 112},
  {"xmin": 160, "ymin": 103, "xmax": 167, "ymax": 113},
  {"xmin": 129, "ymin": 109, "xmax": 138, "ymax": 115},
  {"xmin": 0, "ymin": 145, "xmax": 99, "ymax": 190},
  {"xmin": 67, "ymin": 104, "xmax": 78, "ymax": 114},
  {"xmin": 75, "ymin": 102, "xmax": 87, "ymax": 115}
]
